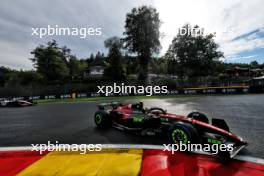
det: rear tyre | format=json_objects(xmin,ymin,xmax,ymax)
[
  {"xmin": 168, "ymin": 122, "xmax": 199, "ymax": 144},
  {"xmin": 94, "ymin": 111, "xmax": 111, "ymax": 128}
]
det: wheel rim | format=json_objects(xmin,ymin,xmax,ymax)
[
  {"xmin": 95, "ymin": 114, "xmax": 102, "ymax": 124},
  {"xmin": 172, "ymin": 129, "xmax": 188, "ymax": 144}
]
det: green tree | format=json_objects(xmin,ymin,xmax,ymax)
[
  {"xmin": 250, "ymin": 60, "xmax": 259, "ymax": 67},
  {"xmin": 95, "ymin": 51, "xmax": 104, "ymax": 60},
  {"xmin": 166, "ymin": 24, "xmax": 223, "ymax": 78},
  {"xmin": 0, "ymin": 66, "xmax": 10, "ymax": 86},
  {"xmin": 123, "ymin": 6, "xmax": 161, "ymax": 82},
  {"xmin": 103, "ymin": 37, "xmax": 126, "ymax": 81},
  {"xmin": 164, "ymin": 49, "xmax": 180, "ymax": 75},
  {"xmin": 30, "ymin": 40, "xmax": 70, "ymax": 83},
  {"xmin": 68, "ymin": 56, "xmax": 87, "ymax": 80},
  {"xmin": 124, "ymin": 55, "xmax": 138, "ymax": 75}
]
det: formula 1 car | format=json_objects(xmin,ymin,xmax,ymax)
[
  {"xmin": 94, "ymin": 102, "xmax": 247, "ymax": 158},
  {"xmin": 0, "ymin": 99, "xmax": 35, "ymax": 107}
]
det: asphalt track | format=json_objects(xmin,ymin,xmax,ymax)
[{"xmin": 0, "ymin": 94, "xmax": 263, "ymax": 158}]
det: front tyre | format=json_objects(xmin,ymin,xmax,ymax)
[
  {"xmin": 168, "ymin": 122, "xmax": 199, "ymax": 144},
  {"xmin": 94, "ymin": 111, "xmax": 111, "ymax": 128}
]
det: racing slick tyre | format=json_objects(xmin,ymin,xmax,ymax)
[
  {"xmin": 94, "ymin": 110, "xmax": 111, "ymax": 128},
  {"xmin": 168, "ymin": 122, "xmax": 199, "ymax": 144}
]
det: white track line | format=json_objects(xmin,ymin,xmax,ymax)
[{"xmin": 0, "ymin": 144, "xmax": 263, "ymax": 165}]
